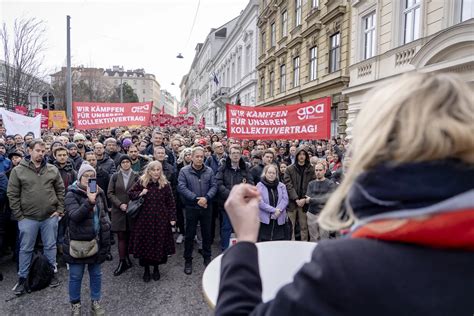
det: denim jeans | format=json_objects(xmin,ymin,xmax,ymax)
[
  {"xmin": 184, "ymin": 208, "xmax": 212, "ymax": 261},
  {"xmin": 18, "ymin": 216, "xmax": 59, "ymax": 278},
  {"xmin": 220, "ymin": 209, "xmax": 233, "ymax": 252},
  {"xmin": 69, "ymin": 263, "xmax": 102, "ymax": 303}
]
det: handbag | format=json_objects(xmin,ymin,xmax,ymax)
[
  {"xmin": 69, "ymin": 239, "xmax": 99, "ymax": 258},
  {"xmin": 69, "ymin": 202, "xmax": 100, "ymax": 259},
  {"xmin": 127, "ymin": 197, "xmax": 144, "ymax": 219}
]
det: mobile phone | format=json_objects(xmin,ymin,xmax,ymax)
[{"xmin": 88, "ymin": 178, "xmax": 97, "ymax": 193}]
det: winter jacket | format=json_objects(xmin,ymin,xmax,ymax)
[
  {"xmin": 205, "ymin": 154, "xmax": 226, "ymax": 174},
  {"xmin": 144, "ymin": 144, "xmax": 175, "ymax": 167},
  {"xmin": 0, "ymin": 155, "xmax": 12, "ymax": 173},
  {"xmin": 7, "ymin": 158, "xmax": 65, "ymax": 221},
  {"xmin": 283, "ymin": 148, "xmax": 315, "ymax": 211},
  {"xmin": 305, "ymin": 178, "xmax": 336, "ymax": 215},
  {"xmin": 160, "ymin": 160, "xmax": 177, "ymax": 194},
  {"xmin": 249, "ymin": 164, "xmax": 264, "ymax": 185},
  {"xmin": 69, "ymin": 154, "xmax": 83, "ymax": 171},
  {"xmin": 215, "ymin": 157, "xmax": 253, "ymax": 206},
  {"xmin": 177, "ymin": 164, "xmax": 217, "ymax": 210},
  {"xmin": 96, "ymin": 153, "xmax": 116, "ymax": 176},
  {"xmin": 107, "ymin": 170, "xmax": 139, "ymax": 232},
  {"xmin": 108, "ymin": 151, "xmax": 123, "ymax": 168},
  {"xmin": 53, "ymin": 160, "xmax": 77, "ymax": 191},
  {"xmin": 256, "ymin": 181, "xmax": 288, "ymax": 225},
  {"xmin": 63, "ymin": 183, "xmax": 111, "ymax": 264}
]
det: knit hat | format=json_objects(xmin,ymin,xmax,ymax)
[
  {"xmin": 66, "ymin": 142, "xmax": 77, "ymax": 149},
  {"xmin": 122, "ymin": 131, "xmax": 132, "ymax": 138},
  {"xmin": 8, "ymin": 150, "xmax": 24, "ymax": 160},
  {"xmin": 118, "ymin": 155, "xmax": 131, "ymax": 165},
  {"xmin": 73, "ymin": 133, "xmax": 86, "ymax": 142},
  {"xmin": 122, "ymin": 138, "xmax": 132, "ymax": 148},
  {"xmin": 77, "ymin": 161, "xmax": 96, "ymax": 180}
]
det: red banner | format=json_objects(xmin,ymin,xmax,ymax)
[
  {"xmin": 73, "ymin": 102, "xmax": 152, "ymax": 130},
  {"xmin": 151, "ymin": 114, "xmax": 196, "ymax": 128},
  {"xmin": 14, "ymin": 106, "xmax": 28, "ymax": 116},
  {"xmin": 34, "ymin": 109, "xmax": 49, "ymax": 128},
  {"xmin": 226, "ymin": 97, "xmax": 331, "ymax": 140}
]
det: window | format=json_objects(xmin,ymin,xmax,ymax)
[
  {"xmin": 280, "ymin": 64, "xmax": 286, "ymax": 92},
  {"xmin": 282, "ymin": 11, "xmax": 288, "ymax": 37},
  {"xmin": 329, "ymin": 33, "xmax": 341, "ymax": 73},
  {"xmin": 295, "ymin": 0, "xmax": 302, "ymax": 26},
  {"xmin": 269, "ymin": 71, "xmax": 275, "ymax": 97},
  {"xmin": 237, "ymin": 55, "xmax": 242, "ymax": 81},
  {"xmin": 293, "ymin": 56, "xmax": 300, "ymax": 87},
  {"xmin": 312, "ymin": 0, "xmax": 319, "ymax": 9},
  {"xmin": 331, "ymin": 106, "xmax": 338, "ymax": 137},
  {"xmin": 142, "ymin": 89, "xmax": 146, "ymax": 93},
  {"xmin": 363, "ymin": 12, "xmax": 376, "ymax": 59},
  {"xmin": 260, "ymin": 76, "xmax": 265, "ymax": 100},
  {"xmin": 261, "ymin": 31, "xmax": 266, "ymax": 54},
  {"xmin": 271, "ymin": 23, "xmax": 276, "ymax": 47},
  {"xmin": 461, "ymin": 0, "xmax": 474, "ymax": 21},
  {"xmin": 246, "ymin": 45, "xmax": 252, "ymax": 74},
  {"xmin": 309, "ymin": 46, "xmax": 318, "ymax": 81},
  {"xmin": 231, "ymin": 62, "xmax": 235, "ymax": 85},
  {"xmin": 403, "ymin": 0, "xmax": 420, "ymax": 44},
  {"xmin": 227, "ymin": 67, "xmax": 230, "ymax": 86}
]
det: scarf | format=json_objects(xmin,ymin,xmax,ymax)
[
  {"xmin": 121, "ymin": 169, "xmax": 132, "ymax": 188},
  {"xmin": 348, "ymin": 160, "xmax": 474, "ymax": 251},
  {"xmin": 261, "ymin": 178, "xmax": 279, "ymax": 208}
]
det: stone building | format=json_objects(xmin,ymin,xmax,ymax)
[
  {"xmin": 344, "ymin": 0, "xmax": 474, "ymax": 135},
  {"xmin": 257, "ymin": 0, "xmax": 352, "ymax": 137}
]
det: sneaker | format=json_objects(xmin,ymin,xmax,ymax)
[
  {"xmin": 176, "ymin": 234, "xmax": 184, "ymax": 244},
  {"xmin": 71, "ymin": 302, "xmax": 81, "ymax": 316},
  {"xmin": 91, "ymin": 300, "xmax": 105, "ymax": 316},
  {"xmin": 184, "ymin": 261, "xmax": 192, "ymax": 275},
  {"xmin": 13, "ymin": 277, "xmax": 26, "ymax": 296},
  {"xmin": 50, "ymin": 273, "xmax": 60, "ymax": 288}
]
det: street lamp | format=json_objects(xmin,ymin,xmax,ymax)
[{"xmin": 176, "ymin": 53, "xmax": 184, "ymax": 59}]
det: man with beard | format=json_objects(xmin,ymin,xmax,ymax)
[
  {"xmin": 284, "ymin": 147, "xmax": 316, "ymax": 241},
  {"xmin": 66, "ymin": 143, "xmax": 83, "ymax": 171},
  {"xmin": 94, "ymin": 142, "xmax": 116, "ymax": 176},
  {"xmin": 105, "ymin": 138, "xmax": 123, "ymax": 167},
  {"xmin": 23, "ymin": 133, "xmax": 34, "ymax": 150},
  {"xmin": 73, "ymin": 133, "xmax": 91, "ymax": 158},
  {"xmin": 8, "ymin": 140, "xmax": 65, "ymax": 295},
  {"xmin": 128, "ymin": 144, "xmax": 149, "ymax": 174},
  {"xmin": 9, "ymin": 134, "xmax": 26, "ymax": 155}
]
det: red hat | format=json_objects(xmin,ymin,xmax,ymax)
[{"xmin": 198, "ymin": 139, "xmax": 207, "ymax": 146}]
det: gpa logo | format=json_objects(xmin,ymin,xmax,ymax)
[
  {"xmin": 297, "ymin": 103, "xmax": 325, "ymax": 120},
  {"xmin": 132, "ymin": 104, "xmax": 150, "ymax": 113}
]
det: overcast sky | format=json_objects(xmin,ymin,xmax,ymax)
[{"xmin": 0, "ymin": 0, "xmax": 250, "ymax": 101}]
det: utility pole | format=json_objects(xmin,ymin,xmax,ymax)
[{"xmin": 66, "ymin": 15, "xmax": 72, "ymax": 122}]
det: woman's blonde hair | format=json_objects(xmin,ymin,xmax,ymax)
[
  {"xmin": 261, "ymin": 164, "xmax": 279, "ymax": 181},
  {"xmin": 319, "ymin": 73, "xmax": 474, "ymax": 231},
  {"xmin": 139, "ymin": 160, "xmax": 168, "ymax": 189},
  {"xmin": 177, "ymin": 147, "xmax": 192, "ymax": 165}
]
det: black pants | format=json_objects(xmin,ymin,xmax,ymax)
[
  {"xmin": 210, "ymin": 201, "xmax": 219, "ymax": 243},
  {"xmin": 184, "ymin": 208, "xmax": 212, "ymax": 261}
]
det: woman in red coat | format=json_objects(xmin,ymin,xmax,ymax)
[{"xmin": 128, "ymin": 161, "xmax": 176, "ymax": 282}]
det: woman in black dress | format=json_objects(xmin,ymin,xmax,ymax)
[{"xmin": 128, "ymin": 161, "xmax": 176, "ymax": 282}]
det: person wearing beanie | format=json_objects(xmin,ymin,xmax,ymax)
[
  {"xmin": 73, "ymin": 133, "xmax": 92, "ymax": 159},
  {"xmin": 104, "ymin": 138, "xmax": 123, "ymax": 167},
  {"xmin": 122, "ymin": 139, "xmax": 133, "ymax": 154},
  {"xmin": 107, "ymin": 154, "xmax": 138, "ymax": 277},
  {"xmin": 64, "ymin": 161, "xmax": 110, "ymax": 315},
  {"xmin": 67, "ymin": 143, "xmax": 83, "ymax": 172}
]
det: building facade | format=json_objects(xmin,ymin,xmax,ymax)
[
  {"xmin": 103, "ymin": 66, "xmax": 162, "ymax": 113},
  {"xmin": 160, "ymin": 89, "xmax": 179, "ymax": 115},
  {"xmin": 344, "ymin": 0, "xmax": 474, "ymax": 135},
  {"xmin": 257, "ymin": 0, "xmax": 352, "ymax": 137},
  {"xmin": 208, "ymin": 0, "xmax": 259, "ymax": 128}
]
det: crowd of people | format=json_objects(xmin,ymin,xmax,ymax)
[{"xmin": 0, "ymin": 122, "xmax": 348, "ymax": 315}]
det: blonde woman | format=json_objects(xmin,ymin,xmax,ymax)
[
  {"xmin": 216, "ymin": 73, "xmax": 474, "ymax": 315},
  {"xmin": 128, "ymin": 161, "xmax": 176, "ymax": 282}
]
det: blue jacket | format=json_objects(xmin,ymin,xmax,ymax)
[
  {"xmin": 177, "ymin": 164, "xmax": 217, "ymax": 209},
  {"xmin": 0, "ymin": 155, "xmax": 12, "ymax": 173},
  {"xmin": 205, "ymin": 154, "xmax": 225, "ymax": 174}
]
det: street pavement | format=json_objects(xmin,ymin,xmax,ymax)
[{"xmin": 0, "ymin": 236, "xmax": 219, "ymax": 315}]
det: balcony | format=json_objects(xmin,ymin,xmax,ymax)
[{"xmin": 211, "ymin": 87, "xmax": 231, "ymax": 107}]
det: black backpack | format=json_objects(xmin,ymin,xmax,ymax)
[{"xmin": 25, "ymin": 251, "xmax": 54, "ymax": 293}]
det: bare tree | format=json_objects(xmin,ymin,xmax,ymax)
[{"xmin": 1, "ymin": 17, "xmax": 48, "ymax": 109}]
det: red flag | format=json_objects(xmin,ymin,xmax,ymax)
[
  {"xmin": 178, "ymin": 107, "xmax": 188, "ymax": 115},
  {"xmin": 160, "ymin": 106, "xmax": 165, "ymax": 115}
]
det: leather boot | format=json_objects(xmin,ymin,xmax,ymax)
[
  {"xmin": 125, "ymin": 256, "xmax": 133, "ymax": 267},
  {"xmin": 113, "ymin": 260, "xmax": 130, "ymax": 276}
]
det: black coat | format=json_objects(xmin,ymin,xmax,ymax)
[
  {"xmin": 216, "ymin": 239, "xmax": 474, "ymax": 316},
  {"xmin": 215, "ymin": 157, "xmax": 253, "ymax": 206},
  {"xmin": 63, "ymin": 184, "xmax": 111, "ymax": 264}
]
